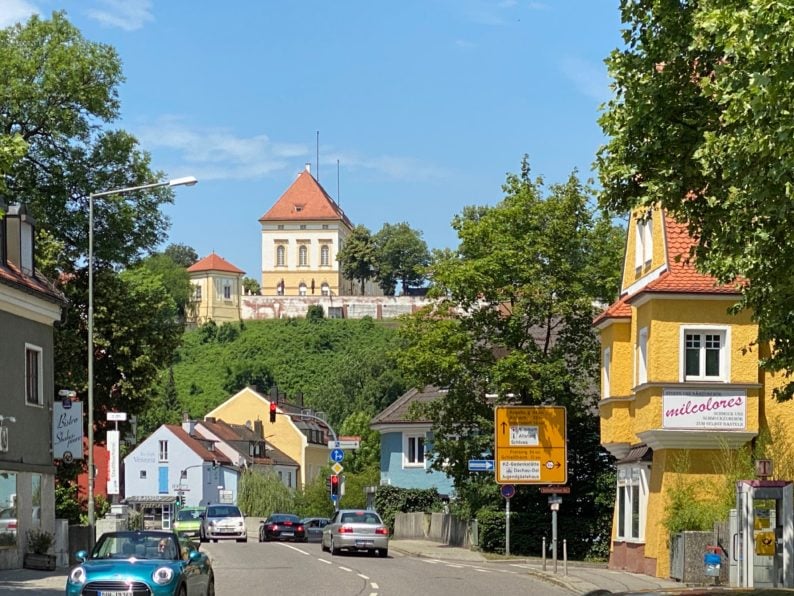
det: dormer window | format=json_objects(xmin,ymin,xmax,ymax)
[{"xmin": 294, "ymin": 203, "xmax": 305, "ymax": 213}]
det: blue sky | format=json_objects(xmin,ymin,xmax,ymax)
[{"xmin": 3, "ymin": 0, "xmax": 623, "ymax": 279}]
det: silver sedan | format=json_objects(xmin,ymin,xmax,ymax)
[{"xmin": 321, "ymin": 509, "xmax": 389, "ymax": 557}]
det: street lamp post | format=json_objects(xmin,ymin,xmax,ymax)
[{"xmin": 87, "ymin": 176, "xmax": 197, "ymax": 543}]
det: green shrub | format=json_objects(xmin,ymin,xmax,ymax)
[
  {"xmin": 306, "ymin": 305, "xmax": 324, "ymax": 321},
  {"xmin": 26, "ymin": 528, "xmax": 54, "ymax": 554}
]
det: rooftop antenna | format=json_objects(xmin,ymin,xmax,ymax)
[
  {"xmin": 316, "ymin": 130, "xmax": 319, "ymax": 181},
  {"xmin": 337, "ymin": 159, "xmax": 341, "ymax": 206}
]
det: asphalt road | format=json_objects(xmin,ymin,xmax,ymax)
[{"xmin": 203, "ymin": 539, "xmax": 572, "ymax": 596}]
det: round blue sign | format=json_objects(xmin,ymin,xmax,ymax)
[
  {"xmin": 330, "ymin": 448, "xmax": 344, "ymax": 463},
  {"xmin": 500, "ymin": 484, "xmax": 515, "ymax": 499}
]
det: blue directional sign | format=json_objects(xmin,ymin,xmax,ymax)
[
  {"xmin": 330, "ymin": 448, "xmax": 345, "ymax": 463},
  {"xmin": 468, "ymin": 459, "xmax": 495, "ymax": 472}
]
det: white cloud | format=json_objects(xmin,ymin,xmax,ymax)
[
  {"xmin": 86, "ymin": 0, "xmax": 153, "ymax": 31},
  {"xmin": 0, "ymin": 0, "xmax": 38, "ymax": 28},
  {"xmin": 135, "ymin": 117, "xmax": 308, "ymax": 182},
  {"xmin": 135, "ymin": 117, "xmax": 448, "ymax": 183},
  {"xmin": 560, "ymin": 56, "xmax": 610, "ymax": 103}
]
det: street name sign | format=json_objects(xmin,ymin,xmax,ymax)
[
  {"xmin": 328, "ymin": 436, "xmax": 361, "ymax": 450},
  {"xmin": 468, "ymin": 459, "xmax": 495, "ymax": 472},
  {"xmin": 494, "ymin": 405, "xmax": 567, "ymax": 485},
  {"xmin": 539, "ymin": 485, "xmax": 571, "ymax": 494}
]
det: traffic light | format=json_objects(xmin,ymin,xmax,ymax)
[
  {"xmin": 330, "ymin": 474, "xmax": 340, "ymax": 497},
  {"xmin": 175, "ymin": 495, "xmax": 183, "ymax": 508},
  {"xmin": 269, "ymin": 402, "xmax": 277, "ymax": 423},
  {"xmin": 326, "ymin": 475, "xmax": 332, "ymax": 493}
]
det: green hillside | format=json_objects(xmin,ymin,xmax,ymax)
[{"xmin": 159, "ymin": 317, "xmax": 407, "ymax": 430}]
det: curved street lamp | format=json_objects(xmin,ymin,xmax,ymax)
[{"xmin": 87, "ymin": 176, "xmax": 197, "ymax": 543}]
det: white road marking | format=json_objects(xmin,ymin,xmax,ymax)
[
  {"xmin": 371, "ymin": 582, "xmax": 379, "ymax": 589},
  {"xmin": 474, "ymin": 568, "xmax": 491, "ymax": 573},
  {"xmin": 358, "ymin": 573, "xmax": 370, "ymax": 580},
  {"xmin": 446, "ymin": 564, "xmax": 463, "ymax": 568},
  {"xmin": 279, "ymin": 543, "xmax": 310, "ymax": 555},
  {"xmin": 339, "ymin": 566, "xmax": 353, "ymax": 572},
  {"xmin": 318, "ymin": 558, "xmax": 332, "ymax": 565}
]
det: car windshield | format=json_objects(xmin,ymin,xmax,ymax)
[
  {"xmin": 270, "ymin": 514, "xmax": 300, "ymax": 523},
  {"xmin": 340, "ymin": 511, "xmax": 382, "ymax": 524},
  {"xmin": 206, "ymin": 506, "xmax": 241, "ymax": 518},
  {"xmin": 177, "ymin": 509, "xmax": 202, "ymax": 521},
  {"xmin": 92, "ymin": 532, "xmax": 180, "ymax": 561}
]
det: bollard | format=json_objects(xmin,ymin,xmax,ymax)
[
  {"xmin": 542, "ymin": 536, "xmax": 546, "ymax": 571},
  {"xmin": 563, "ymin": 539, "xmax": 568, "ymax": 576}
]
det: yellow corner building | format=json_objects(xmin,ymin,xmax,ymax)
[{"xmin": 595, "ymin": 206, "xmax": 790, "ymax": 577}]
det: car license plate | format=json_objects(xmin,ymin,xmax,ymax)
[
  {"xmin": 282, "ymin": 532, "xmax": 293, "ymax": 537},
  {"xmin": 99, "ymin": 591, "xmax": 133, "ymax": 596},
  {"xmin": 356, "ymin": 539, "xmax": 373, "ymax": 547}
]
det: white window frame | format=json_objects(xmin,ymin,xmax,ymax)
[
  {"xmin": 299, "ymin": 245, "xmax": 308, "ymax": 267},
  {"xmin": 680, "ymin": 325, "xmax": 730, "ymax": 382},
  {"xmin": 25, "ymin": 343, "xmax": 43, "ymax": 406},
  {"xmin": 602, "ymin": 347, "xmax": 611, "ymax": 398},
  {"xmin": 403, "ymin": 434, "xmax": 426, "ymax": 468},
  {"xmin": 637, "ymin": 327, "xmax": 648, "ymax": 386},
  {"xmin": 320, "ymin": 245, "xmax": 330, "ymax": 266},
  {"xmin": 276, "ymin": 245, "xmax": 286, "ymax": 267},
  {"xmin": 616, "ymin": 463, "xmax": 650, "ymax": 542},
  {"xmin": 634, "ymin": 216, "xmax": 653, "ymax": 269},
  {"xmin": 298, "ymin": 283, "xmax": 307, "ymax": 296},
  {"xmin": 223, "ymin": 281, "xmax": 232, "ymax": 300},
  {"xmin": 158, "ymin": 440, "xmax": 168, "ymax": 462},
  {"xmin": 193, "ymin": 284, "xmax": 202, "ymax": 300}
]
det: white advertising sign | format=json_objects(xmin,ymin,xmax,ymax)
[
  {"xmin": 663, "ymin": 388, "xmax": 746, "ymax": 430},
  {"xmin": 107, "ymin": 430, "xmax": 120, "ymax": 495},
  {"xmin": 52, "ymin": 400, "xmax": 83, "ymax": 460}
]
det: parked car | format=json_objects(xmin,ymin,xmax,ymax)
[
  {"xmin": 65, "ymin": 530, "xmax": 214, "ymax": 595},
  {"xmin": 174, "ymin": 507, "xmax": 205, "ymax": 539},
  {"xmin": 321, "ymin": 509, "xmax": 389, "ymax": 557},
  {"xmin": 200, "ymin": 504, "xmax": 247, "ymax": 543},
  {"xmin": 259, "ymin": 513, "xmax": 306, "ymax": 542},
  {"xmin": 0, "ymin": 507, "xmax": 16, "ymax": 538},
  {"xmin": 301, "ymin": 517, "xmax": 329, "ymax": 543}
]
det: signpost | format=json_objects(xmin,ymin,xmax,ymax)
[
  {"xmin": 330, "ymin": 448, "xmax": 345, "ymax": 463},
  {"xmin": 468, "ymin": 459, "xmax": 495, "ymax": 472},
  {"xmin": 494, "ymin": 406, "xmax": 567, "ymax": 485},
  {"xmin": 501, "ymin": 484, "xmax": 515, "ymax": 556}
]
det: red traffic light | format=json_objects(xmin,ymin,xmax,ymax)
[
  {"xmin": 330, "ymin": 474, "xmax": 340, "ymax": 496},
  {"xmin": 269, "ymin": 402, "xmax": 277, "ymax": 423}
]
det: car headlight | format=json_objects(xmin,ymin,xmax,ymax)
[
  {"xmin": 68, "ymin": 566, "xmax": 86, "ymax": 585},
  {"xmin": 152, "ymin": 566, "xmax": 174, "ymax": 585}
]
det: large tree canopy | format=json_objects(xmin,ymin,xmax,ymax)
[
  {"xmin": 1, "ymin": 13, "xmax": 181, "ymax": 420},
  {"xmin": 373, "ymin": 222, "xmax": 429, "ymax": 295},
  {"xmin": 597, "ymin": 0, "xmax": 794, "ymax": 397},
  {"xmin": 396, "ymin": 159, "xmax": 623, "ymax": 556}
]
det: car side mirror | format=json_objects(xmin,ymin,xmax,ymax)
[
  {"xmin": 75, "ymin": 550, "xmax": 88, "ymax": 562},
  {"xmin": 189, "ymin": 550, "xmax": 202, "ymax": 562}
]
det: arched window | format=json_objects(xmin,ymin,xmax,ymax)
[
  {"xmin": 299, "ymin": 245, "xmax": 308, "ymax": 266},
  {"xmin": 321, "ymin": 283, "xmax": 330, "ymax": 296},
  {"xmin": 276, "ymin": 245, "xmax": 285, "ymax": 267},
  {"xmin": 298, "ymin": 282, "xmax": 307, "ymax": 296},
  {"xmin": 320, "ymin": 245, "xmax": 330, "ymax": 266}
]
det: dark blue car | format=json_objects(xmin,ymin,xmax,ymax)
[{"xmin": 66, "ymin": 530, "xmax": 214, "ymax": 596}]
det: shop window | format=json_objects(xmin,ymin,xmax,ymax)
[{"xmin": 0, "ymin": 471, "xmax": 17, "ymax": 546}]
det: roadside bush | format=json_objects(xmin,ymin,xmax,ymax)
[
  {"xmin": 237, "ymin": 469, "xmax": 295, "ymax": 516},
  {"xmin": 477, "ymin": 508, "xmax": 546, "ymax": 556},
  {"xmin": 373, "ymin": 486, "xmax": 444, "ymax": 530}
]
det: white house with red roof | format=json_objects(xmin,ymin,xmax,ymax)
[
  {"xmin": 258, "ymin": 164, "xmax": 382, "ymax": 298},
  {"xmin": 187, "ymin": 252, "xmax": 245, "ymax": 325}
]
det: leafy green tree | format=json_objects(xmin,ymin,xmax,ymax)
[
  {"xmin": 138, "ymin": 367, "xmax": 183, "ymax": 437},
  {"xmin": 138, "ymin": 253, "xmax": 192, "ymax": 319},
  {"xmin": 0, "ymin": 134, "xmax": 26, "ymax": 205},
  {"xmin": 337, "ymin": 224, "xmax": 377, "ymax": 295},
  {"xmin": 242, "ymin": 276, "xmax": 261, "ymax": 295},
  {"xmin": 338, "ymin": 411, "xmax": 380, "ymax": 474},
  {"xmin": 163, "ymin": 243, "xmax": 199, "ymax": 268},
  {"xmin": 373, "ymin": 222, "xmax": 430, "ymax": 296},
  {"xmin": 597, "ymin": 0, "xmax": 794, "ymax": 398},
  {"xmin": 397, "ymin": 158, "xmax": 623, "ymax": 557},
  {"xmin": 237, "ymin": 469, "xmax": 294, "ymax": 517}
]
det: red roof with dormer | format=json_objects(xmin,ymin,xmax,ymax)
[
  {"xmin": 165, "ymin": 424, "xmax": 233, "ymax": 464},
  {"xmin": 187, "ymin": 252, "xmax": 244, "ymax": 274},
  {"xmin": 594, "ymin": 211, "xmax": 739, "ymax": 327},
  {"xmin": 0, "ymin": 260, "xmax": 66, "ymax": 305},
  {"xmin": 259, "ymin": 169, "xmax": 353, "ymax": 228}
]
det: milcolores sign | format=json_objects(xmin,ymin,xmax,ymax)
[{"xmin": 663, "ymin": 388, "xmax": 746, "ymax": 430}]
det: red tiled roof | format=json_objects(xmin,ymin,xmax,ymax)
[
  {"xmin": 165, "ymin": 425, "xmax": 232, "ymax": 464},
  {"xmin": 643, "ymin": 214, "xmax": 740, "ymax": 295},
  {"xmin": 0, "ymin": 261, "xmax": 66, "ymax": 305},
  {"xmin": 187, "ymin": 252, "xmax": 244, "ymax": 274},
  {"xmin": 259, "ymin": 170, "xmax": 353, "ymax": 228},
  {"xmin": 593, "ymin": 294, "xmax": 632, "ymax": 326}
]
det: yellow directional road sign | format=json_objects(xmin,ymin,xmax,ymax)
[{"xmin": 494, "ymin": 406, "xmax": 567, "ymax": 485}]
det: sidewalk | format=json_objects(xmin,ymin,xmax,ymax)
[
  {"xmin": 389, "ymin": 539, "xmax": 683, "ymax": 595},
  {"xmin": 0, "ymin": 567, "xmax": 67, "ymax": 593}
]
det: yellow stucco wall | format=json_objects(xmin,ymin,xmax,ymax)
[
  {"xmin": 621, "ymin": 208, "xmax": 666, "ymax": 293},
  {"xmin": 205, "ymin": 388, "xmax": 312, "ymax": 489},
  {"xmin": 188, "ymin": 271, "xmax": 242, "ymax": 324}
]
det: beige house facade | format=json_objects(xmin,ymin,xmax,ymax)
[{"xmin": 187, "ymin": 252, "xmax": 245, "ymax": 325}]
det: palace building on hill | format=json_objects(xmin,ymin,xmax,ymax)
[{"xmin": 258, "ymin": 164, "xmax": 382, "ymax": 298}]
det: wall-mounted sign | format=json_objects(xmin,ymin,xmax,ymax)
[
  {"xmin": 662, "ymin": 389, "xmax": 746, "ymax": 430},
  {"xmin": 53, "ymin": 400, "xmax": 83, "ymax": 460}
]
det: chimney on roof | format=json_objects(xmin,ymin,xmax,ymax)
[
  {"xmin": 182, "ymin": 414, "xmax": 196, "ymax": 435},
  {"xmin": 5, "ymin": 203, "xmax": 35, "ymax": 275},
  {"xmin": 305, "ymin": 162, "xmax": 311, "ymax": 174}
]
